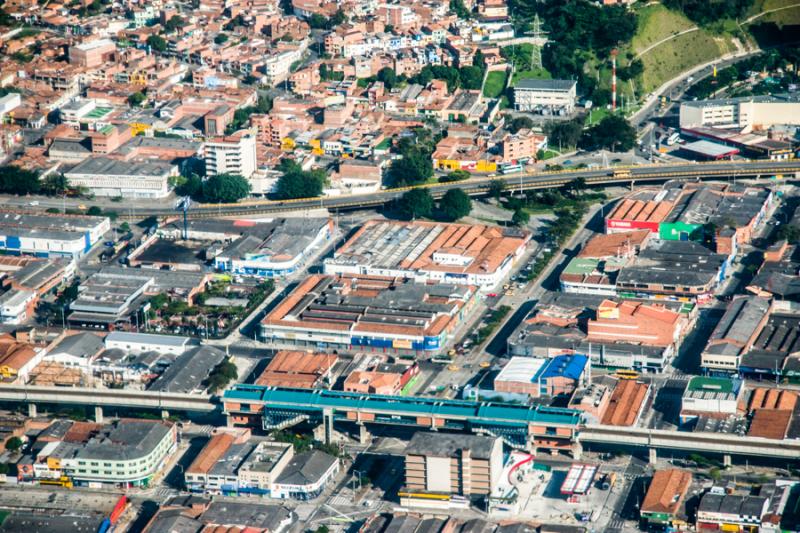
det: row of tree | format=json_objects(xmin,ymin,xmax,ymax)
[
  {"xmin": 175, "ymin": 173, "xmax": 251, "ymax": 203},
  {"xmin": 663, "ymin": 0, "xmax": 753, "ymax": 25},
  {"xmin": 0, "ymin": 166, "xmax": 69, "ymax": 196},
  {"xmin": 396, "ymin": 188, "xmax": 473, "ymax": 222}
]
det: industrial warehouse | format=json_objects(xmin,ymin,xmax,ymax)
[
  {"xmin": 0, "ymin": 211, "xmax": 110, "ymax": 259},
  {"xmin": 260, "ymin": 274, "xmax": 479, "ymax": 353},
  {"xmin": 324, "ymin": 220, "xmax": 531, "ymax": 291}
]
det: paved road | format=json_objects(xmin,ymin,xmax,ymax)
[
  {"xmin": 5, "ymin": 161, "xmax": 798, "ymax": 220},
  {"xmin": 133, "ymin": 160, "xmax": 800, "ymax": 217}
]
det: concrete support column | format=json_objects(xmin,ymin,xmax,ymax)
[
  {"xmin": 226, "ymin": 414, "xmax": 234, "ymax": 427},
  {"xmin": 358, "ymin": 424, "xmax": 371, "ymax": 445},
  {"xmin": 27, "ymin": 403, "xmax": 37, "ymax": 418},
  {"xmin": 323, "ymin": 408, "xmax": 333, "ymax": 445},
  {"xmin": 648, "ymin": 447, "xmax": 657, "ymax": 465},
  {"xmin": 161, "ymin": 410, "xmax": 170, "ymax": 420},
  {"xmin": 572, "ymin": 440, "xmax": 582, "ymax": 460},
  {"xmin": 723, "ymin": 454, "xmax": 732, "ymax": 468},
  {"xmin": 94, "ymin": 406, "xmax": 104, "ymax": 424}
]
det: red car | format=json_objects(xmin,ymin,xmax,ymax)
[{"xmin": 487, "ymin": 293, "xmax": 498, "ymax": 298}]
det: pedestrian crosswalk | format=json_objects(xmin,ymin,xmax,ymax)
[
  {"xmin": 606, "ymin": 518, "xmax": 624, "ymax": 531},
  {"xmin": 328, "ymin": 494, "xmax": 356, "ymax": 507},
  {"xmin": 152, "ymin": 487, "xmax": 177, "ymax": 501},
  {"xmin": 186, "ymin": 424, "xmax": 214, "ymax": 436}
]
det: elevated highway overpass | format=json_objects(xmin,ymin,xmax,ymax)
[
  {"xmin": 0, "ymin": 385, "xmax": 216, "ymax": 421},
  {"xmin": 578, "ymin": 424, "xmax": 800, "ymax": 464},
  {"xmin": 132, "ymin": 159, "xmax": 800, "ymax": 219},
  {"xmin": 2, "ymin": 384, "xmax": 799, "ymax": 464}
]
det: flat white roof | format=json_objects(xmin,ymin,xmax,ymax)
[
  {"xmin": 494, "ymin": 356, "xmax": 546, "ymax": 384},
  {"xmin": 105, "ymin": 331, "xmax": 190, "ymax": 347}
]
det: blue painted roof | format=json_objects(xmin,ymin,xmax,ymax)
[
  {"xmin": 540, "ymin": 354, "xmax": 588, "ymax": 381},
  {"xmin": 224, "ymin": 385, "xmax": 582, "ymax": 426}
]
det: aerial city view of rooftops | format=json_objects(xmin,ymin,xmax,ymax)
[{"xmin": 0, "ymin": 0, "xmax": 798, "ymax": 531}]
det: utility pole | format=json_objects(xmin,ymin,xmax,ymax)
[{"xmin": 611, "ymin": 49, "xmax": 618, "ymax": 112}]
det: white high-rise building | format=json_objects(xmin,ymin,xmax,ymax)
[{"xmin": 204, "ymin": 131, "xmax": 257, "ymax": 178}]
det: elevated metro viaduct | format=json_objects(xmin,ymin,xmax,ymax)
[{"xmin": 222, "ymin": 385, "xmax": 582, "ymax": 453}]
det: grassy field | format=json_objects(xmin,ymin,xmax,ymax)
[
  {"xmin": 756, "ymin": 4, "xmax": 800, "ymax": 25},
  {"xmin": 748, "ymin": 0, "xmax": 800, "ymax": 16},
  {"xmin": 638, "ymin": 28, "xmax": 737, "ymax": 92},
  {"xmin": 511, "ymin": 67, "xmax": 551, "ymax": 85},
  {"xmin": 483, "ymin": 70, "xmax": 508, "ymax": 98},
  {"xmin": 631, "ymin": 4, "xmax": 696, "ymax": 54}
]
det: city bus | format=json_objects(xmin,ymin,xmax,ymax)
[
  {"xmin": 612, "ymin": 168, "xmax": 632, "ymax": 179},
  {"xmin": 614, "ymin": 369, "xmax": 640, "ymax": 380},
  {"xmin": 500, "ymin": 163, "xmax": 523, "ymax": 175}
]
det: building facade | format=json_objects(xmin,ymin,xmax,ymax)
[{"xmin": 205, "ymin": 131, "xmax": 258, "ymax": 178}]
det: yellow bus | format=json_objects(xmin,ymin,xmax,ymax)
[
  {"xmin": 614, "ymin": 369, "xmax": 640, "ymax": 380},
  {"xmin": 612, "ymin": 169, "xmax": 632, "ymax": 179}
]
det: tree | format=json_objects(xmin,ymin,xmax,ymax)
[
  {"xmin": 330, "ymin": 8, "xmax": 347, "ymax": 26},
  {"xmin": 308, "ymin": 13, "xmax": 327, "ymax": 29},
  {"xmin": 618, "ymin": 59, "xmax": 643, "ymax": 81},
  {"xmin": 275, "ymin": 160, "xmax": 326, "ymax": 200},
  {"xmin": 508, "ymin": 116, "xmax": 534, "ymax": 134},
  {"xmin": 41, "ymin": 173, "xmax": 69, "ymax": 195},
  {"xmin": 439, "ymin": 188, "xmax": 471, "ymax": 221},
  {"xmin": 120, "ymin": 222, "xmax": 131, "ymax": 232},
  {"xmin": 176, "ymin": 174, "xmax": 203, "ymax": 199},
  {"xmin": 214, "ymin": 33, "xmax": 228, "ymax": 45},
  {"xmin": 397, "ymin": 188, "xmax": 434, "ymax": 220},
  {"xmin": 450, "ymin": 0, "xmax": 471, "ymax": 18},
  {"xmin": 5, "ymin": 437, "xmax": 22, "ymax": 452},
  {"xmin": 387, "ymin": 148, "xmax": 433, "ymax": 187},
  {"xmin": 776, "ymin": 224, "xmax": 800, "ymax": 244},
  {"xmin": 202, "ymin": 173, "xmax": 251, "ymax": 203},
  {"xmin": 512, "ymin": 208, "xmax": 530, "ymax": 226},
  {"xmin": 488, "ymin": 178, "xmax": 506, "ymax": 199},
  {"xmin": 439, "ymin": 170, "xmax": 470, "ymax": 183},
  {"xmin": 377, "ymin": 67, "xmax": 399, "ymax": 90},
  {"xmin": 163, "ymin": 15, "xmax": 186, "ymax": 33},
  {"xmin": 545, "ymin": 118, "xmax": 585, "ymax": 150},
  {"xmin": 709, "ymin": 467, "xmax": 722, "ymax": 481},
  {"xmin": 459, "ymin": 65, "xmax": 484, "ymax": 90},
  {"xmin": 0, "ymin": 165, "xmax": 40, "ymax": 195},
  {"xmin": 663, "ymin": 0, "xmax": 752, "ymax": 25},
  {"xmin": 473, "ymin": 49, "xmax": 486, "ymax": 70},
  {"xmin": 146, "ymin": 34, "xmax": 167, "ymax": 52},
  {"xmin": 87, "ymin": 206, "xmax": 103, "ymax": 216},
  {"xmin": 127, "ymin": 91, "xmax": 146, "ymax": 107},
  {"xmin": 581, "ymin": 114, "xmax": 637, "ymax": 152}
]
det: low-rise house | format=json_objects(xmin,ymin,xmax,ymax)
[{"xmin": 640, "ymin": 469, "xmax": 692, "ymax": 530}]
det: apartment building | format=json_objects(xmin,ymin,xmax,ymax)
[
  {"xmin": 19, "ymin": 419, "xmax": 177, "ymax": 488},
  {"xmin": 403, "ymin": 432, "xmax": 503, "ymax": 500},
  {"xmin": 501, "ymin": 128, "xmax": 547, "ymax": 162},
  {"xmin": 204, "ymin": 131, "xmax": 257, "ymax": 178},
  {"xmin": 68, "ymin": 39, "xmax": 117, "ymax": 68}
]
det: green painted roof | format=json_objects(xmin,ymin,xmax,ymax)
[
  {"xmin": 224, "ymin": 385, "xmax": 583, "ymax": 427},
  {"xmin": 687, "ymin": 376, "xmax": 734, "ymax": 393}
]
